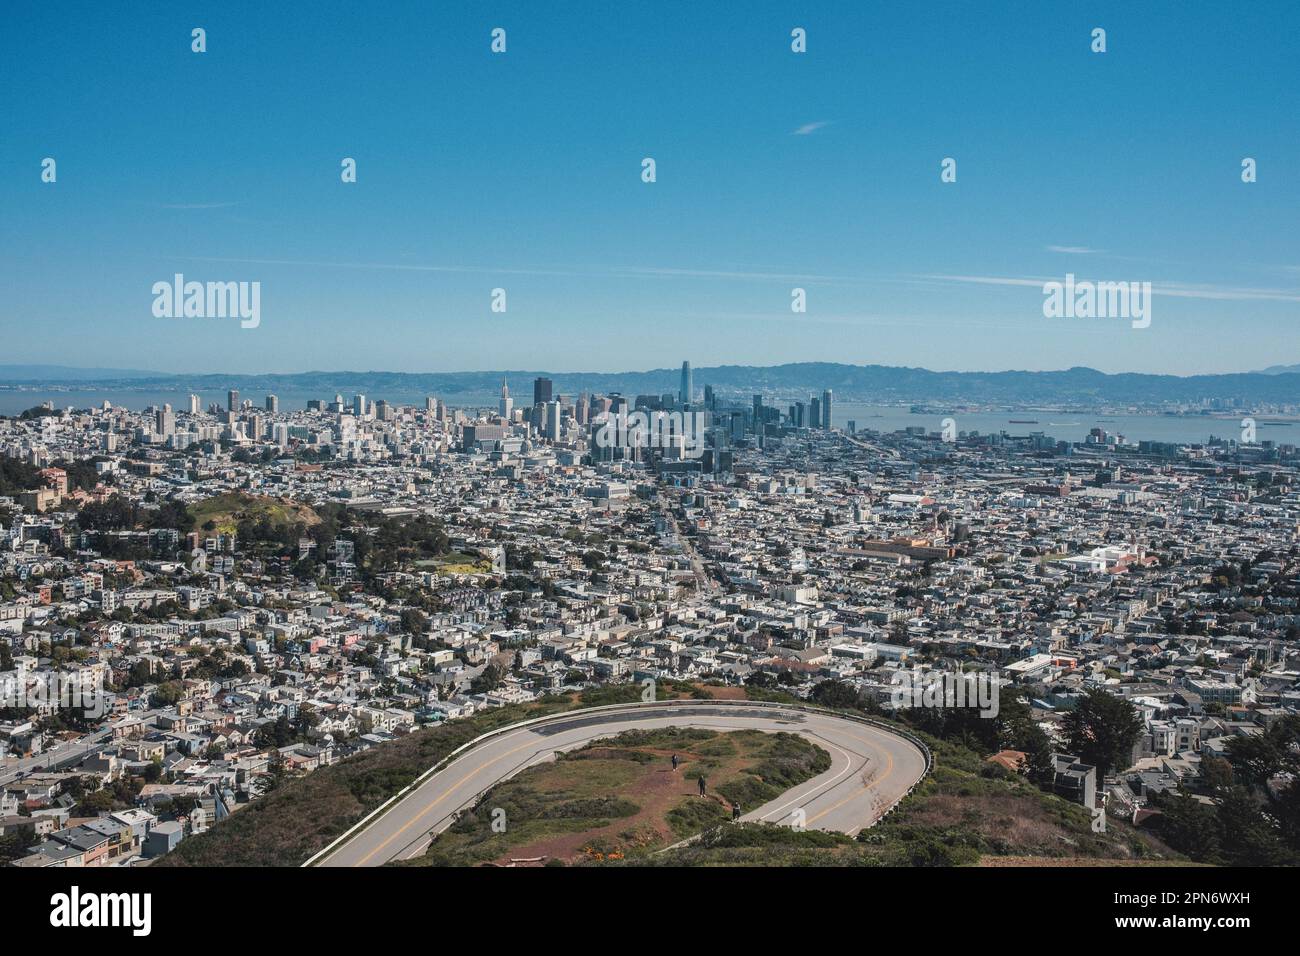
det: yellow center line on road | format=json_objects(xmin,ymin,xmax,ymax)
[
  {"xmin": 804, "ymin": 738, "xmax": 896, "ymax": 827},
  {"xmin": 757, "ymin": 733, "xmax": 855, "ymax": 824},
  {"xmin": 354, "ymin": 729, "xmax": 544, "ymax": 866}
]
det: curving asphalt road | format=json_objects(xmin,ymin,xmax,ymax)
[{"xmin": 316, "ymin": 701, "xmax": 928, "ymax": 867}]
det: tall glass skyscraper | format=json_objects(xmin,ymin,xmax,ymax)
[
  {"xmin": 680, "ymin": 361, "xmax": 693, "ymax": 406},
  {"xmin": 533, "ymin": 377, "xmax": 553, "ymax": 406}
]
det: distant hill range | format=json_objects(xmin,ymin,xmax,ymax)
[
  {"xmin": 3, "ymin": 363, "xmax": 1300, "ymax": 406},
  {"xmin": 0, "ymin": 364, "xmax": 163, "ymax": 382}
]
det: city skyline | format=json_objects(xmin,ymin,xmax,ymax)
[
  {"xmin": 3, "ymin": 0, "xmax": 1291, "ymax": 923},
  {"xmin": 6, "ymin": 353, "xmax": 1300, "ymax": 382},
  {"xmin": 4, "ymin": 330, "xmax": 1296, "ymax": 876}
]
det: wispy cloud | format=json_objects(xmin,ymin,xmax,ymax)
[
  {"xmin": 1046, "ymin": 245, "xmax": 1103, "ymax": 254},
  {"xmin": 611, "ymin": 265, "xmax": 849, "ymax": 283},
  {"xmin": 156, "ymin": 201, "xmax": 241, "ymax": 210},
  {"xmin": 922, "ymin": 273, "xmax": 1300, "ymax": 303},
  {"xmin": 666, "ymin": 310, "xmax": 1065, "ymax": 334},
  {"xmin": 174, "ymin": 256, "xmax": 856, "ymax": 284},
  {"xmin": 791, "ymin": 121, "xmax": 829, "ymax": 136},
  {"xmin": 170, "ymin": 256, "xmax": 1300, "ymax": 305}
]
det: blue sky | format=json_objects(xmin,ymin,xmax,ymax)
[{"xmin": 2, "ymin": 1, "xmax": 1298, "ymax": 376}]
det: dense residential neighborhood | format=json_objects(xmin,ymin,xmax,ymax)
[{"xmin": 3, "ymin": 379, "xmax": 1300, "ymax": 867}]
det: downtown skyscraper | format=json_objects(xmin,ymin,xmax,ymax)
[{"xmin": 533, "ymin": 377, "xmax": 553, "ymax": 407}]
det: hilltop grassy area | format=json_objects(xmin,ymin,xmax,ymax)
[
  {"xmin": 155, "ymin": 681, "xmax": 1187, "ymax": 868},
  {"xmin": 155, "ymin": 682, "xmax": 703, "ymax": 866},
  {"xmin": 397, "ymin": 727, "xmax": 829, "ymax": 866},
  {"xmin": 189, "ymin": 491, "xmax": 320, "ymax": 536},
  {"xmin": 414, "ymin": 550, "xmax": 492, "ymax": 574},
  {"xmin": 632, "ymin": 732, "xmax": 1185, "ymax": 867}
]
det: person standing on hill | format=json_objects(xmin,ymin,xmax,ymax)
[{"xmin": 698, "ymin": 775, "xmax": 707, "ymax": 797}]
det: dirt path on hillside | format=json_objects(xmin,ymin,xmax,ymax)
[{"xmin": 489, "ymin": 746, "xmax": 739, "ymax": 866}]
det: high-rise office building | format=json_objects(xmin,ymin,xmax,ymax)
[
  {"xmin": 810, "ymin": 397, "xmax": 821, "ymax": 430},
  {"xmin": 227, "ymin": 389, "xmax": 239, "ymax": 412},
  {"xmin": 730, "ymin": 411, "xmax": 745, "ymax": 441},
  {"xmin": 533, "ymin": 377, "xmax": 553, "ymax": 407},
  {"xmin": 188, "ymin": 394, "xmax": 200, "ymax": 415},
  {"xmin": 353, "ymin": 394, "xmax": 367, "ymax": 417},
  {"xmin": 545, "ymin": 401, "xmax": 562, "ymax": 441},
  {"xmin": 680, "ymin": 361, "xmax": 693, "ymax": 406},
  {"xmin": 155, "ymin": 404, "xmax": 175, "ymax": 437},
  {"xmin": 498, "ymin": 380, "xmax": 514, "ymax": 420},
  {"xmin": 265, "ymin": 394, "xmax": 279, "ymax": 413},
  {"xmin": 822, "ymin": 389, "xmax": 833, "ymax": 429}
]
